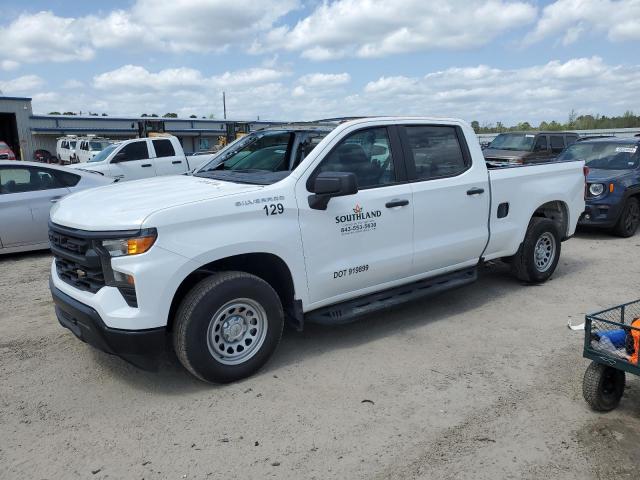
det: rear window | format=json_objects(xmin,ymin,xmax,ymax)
[
  {"xmin": 402, "ymin": 125, "xmax": 468, "ymax": 180},
  {"xmin": 153, "ymin": 139, "xmax": 176, "ymax": 158}
]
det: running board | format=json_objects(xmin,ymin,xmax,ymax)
[{"xmin": 305, "ymin": 267, "xmax": 477, "ymax": 325}]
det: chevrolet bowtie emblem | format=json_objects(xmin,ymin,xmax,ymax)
[{"xmin": 75, "ymin": 269, "xmax": 87, "ymax": 278}]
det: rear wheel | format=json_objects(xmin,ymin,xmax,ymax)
[
  {"xmin": 511, "ymin": 217, "xmax": 561, "ymax": 283},
  {"xmin": 173, "ymin": 271, "xmax": 284, "ymax": 383},
  {"xmin": 612, "ymin": 197, "xmax": 640, "ymax": 237},
  {"xmin": 582, "ymin": 361, "xmax": 625, "ymax": 411}
]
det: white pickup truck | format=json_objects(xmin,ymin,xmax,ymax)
[
  {"xmin": 70, "ymin": 135, "xmax": 213, "ymax": 181},
  {"xmin": 49, "ymin": 117, "xmax": 586, "ymax": 383}
]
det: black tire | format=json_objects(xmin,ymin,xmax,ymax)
[
  {"xmin": 582, "ymin": 361, "xmax": 625, "ymax": 412},
  {"xmin": 511, "ymin": 217, "xmax": 561, "ymax": 283},
  {"xmin": 612, "ymin": 197, "xmax": 640, "ymax": 238},
  {"xmin": 173, "ymin": 271, "xmax": 284, "ymax": 383}
]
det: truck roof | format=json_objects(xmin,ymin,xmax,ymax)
[{"xmin": 577, "ymin": 136, "xmax": 640, "ymax": 145}]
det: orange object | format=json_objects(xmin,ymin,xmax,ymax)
[{"xmin": 628, "ymin": 318, "xmax": 640, "ymax": 365}]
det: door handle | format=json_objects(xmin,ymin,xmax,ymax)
[
  {"xmin": 50, "ymin": 196, "xmax": 62, "ymax": 203},
  {"xmin": 141, "ymin": 163, "xmax": 152, "ymax": 168},
  {"xmin": 172, "ymin": 160, "xmax": 182, "ymax": 165},
  {"xmin": 385, "ymin": 199, "xmax": 409, "ymax": 208},
  {"xmin": 466, "ymin": 187, "xmax": 485, "ymax": 196}
]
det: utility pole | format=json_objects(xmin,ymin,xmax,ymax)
[{"xmin": 222, "ymin": 91, "xmax": 226, "ymax": 120}]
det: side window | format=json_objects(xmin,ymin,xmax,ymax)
[
  {"xmin": 153, "ymin": 139, "xmax": 176, "ymax": 158},
  {"xmin": 315, "ymin": 127, "xmax": 395, "ymax": 189},
  {"xmin": 0, "ymin": 167, "xmax": 64, "ymax": 194},
  {"xmin": 403, "ymin": 126, "xmax": 467, "ymax": 181},
  {"xmin": 534, "ymin": 135, "xmax": 548, "ymax": 151},
  {"xmin": 118, "ymin": 141, "xmax": 149, "ymax": 162},
  {"xmin": 550, "ymin": 135, "xmax": 565, "ymax": 153},
  {"xmin": 54, "ymin": 170, "xmax": 81, "ymax": 187}
]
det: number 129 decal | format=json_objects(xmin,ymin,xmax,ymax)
[{"xmin": 263, "ymin": 203, "xmax": 284, "ymax": 216}]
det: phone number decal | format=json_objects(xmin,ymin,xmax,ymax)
[{"xmin": 340, "ymin": 222, "xmax": 376, "ymax": 235}]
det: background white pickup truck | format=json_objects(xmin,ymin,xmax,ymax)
[
  {"xmin": 49, "ymin": 117, "xmax": 586, "ymax": 383},
  {"xmin": 70, "ymin": 135, "xmax": 213, "ymax": 181}
]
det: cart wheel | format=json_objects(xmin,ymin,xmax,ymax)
[{"xmin": 582, "ymin": 361, "xmax": 625, "ymax": 411}]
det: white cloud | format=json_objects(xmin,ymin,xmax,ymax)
[
  {"xmin": 62, "ymin": 79, "xmax": 85, "ymax": 89},
  {"xmin": 254, "ymin": 0, "xmax": 537, "ymax": 60},
  {"xmin": 0, "ymin": 1, "xmax": 298, "ymax": 64},
  {"xmin": 298, "ymin": 73, "xmax": 351, "ymax": 87},
  {"xmin": 93, "ymin": 65, "xmax": 288, "ymax": 91},
  {"xmin": 0, "ymin": 75, "xmax": 45, "ymax": 94},
  {"xmin": 1, "ymin": 60, "xmax": 19, "ymax": 71},
  {"xmin": 0, "ymin": 12, "xmax": 94, "ymax": 63},
  {"xmin": 24, "ymin": 57, "xmax": 640, "ymax": 126},
  {"xmin": 525, "ymin": 0, "xmax": 640, "ymax": 45}
]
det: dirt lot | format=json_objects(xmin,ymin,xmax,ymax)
[{"xmin": 1, "ymin": 231, "xmax": 640, "ymax": 479}]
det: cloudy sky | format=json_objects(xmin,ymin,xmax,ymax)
[{"xmin": 0, "ymin": 0, "xmax": 639, "ymax": 124}]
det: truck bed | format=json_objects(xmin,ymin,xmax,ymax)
[{"xmin": 484, "ymin": 159, "xmax": 585, "ymax": 260}]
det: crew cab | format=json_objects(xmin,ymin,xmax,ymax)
[
  {"xmin": 70, "ymin": 135, "xmax": 212, "ymax": 181},
  {"xmin": 559, "ymin": 137, "xmax": 640, "ymax": 237},
  {"xmin": 484, "ymin": 131, "xmax": 579, "ymax": 164},
  {"xmin": 49, "ymin": 117, "xmax": 586, "ymax": 383}
]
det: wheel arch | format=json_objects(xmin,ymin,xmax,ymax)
[
  {"xmin": 167, "ymin": 252, "xmax": 300, "ymax": 333},
  {"xmin": 530, "ymin": 200, "xmax": 570, "ymax": 239}
]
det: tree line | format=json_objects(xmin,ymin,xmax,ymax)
[{"xmin": 472, "ymin": 111, "xmax": 640, "ymax": 133}]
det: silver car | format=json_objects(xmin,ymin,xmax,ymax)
[{"xmin": 0, "ymin": 161, "xmax": 114, "ymax": 254}]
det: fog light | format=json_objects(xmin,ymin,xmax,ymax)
[
  {"xmin": 113, "ymin": 270, "xmax": 135, "ymax": 286},
  {"xmin": 585, "ymin": 214, "xmax": 591, "ymax": 220}
]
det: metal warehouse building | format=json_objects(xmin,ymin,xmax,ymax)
[{"xmin": 0, "ymin": 95, "xmax": 274, "ymax": 160}]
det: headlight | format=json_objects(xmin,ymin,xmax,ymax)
[
  {"xmin": 589, "ymin": 183, "xmax": 605, "ymax": 197},
  {"xmin": 101, "ymin": 231, "xmax": 157, "ymax": 257}
]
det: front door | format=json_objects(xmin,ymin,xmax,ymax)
[
  {"xmin": 297, "ymin": 126, "xmax": 414, "ymax": 306},
  {"xmin": 109, "ymin": 140, "xmax": 156, "ymax": 181}
]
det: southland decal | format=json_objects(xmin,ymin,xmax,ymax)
[{"xmin": 335, "ymin": 204, "xmax": 381, "ymax": 235}]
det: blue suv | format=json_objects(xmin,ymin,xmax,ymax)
[{"xmin": 558, "ymin": 137, "xmax": 640, "ymax": 237}]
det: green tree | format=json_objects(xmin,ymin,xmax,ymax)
[
  {"xmin": 470, "ymin": 120, "xmax": 480, "ymax": 132},
  {"xmin": 163, "ymin": 112, "xmax": 178, "ymax": 118},
  {"xmin": 189, "ymin": 114, "xmax": 197, "ymax": 118},
  {"xmin": 48, "ymin": 111, "xmax": 61, "ymax": 115}
]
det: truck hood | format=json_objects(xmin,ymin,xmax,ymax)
[
  {"xmin": 483, "ymin": 148, "xmax": 529, "ymax": 162},
  {"xmin": 587, "ymin": 169, "xmax": 630, "ymax": 182},
  {"xmin": 51, "ymin": 175, "xmax": 263, "ymax": 230}
]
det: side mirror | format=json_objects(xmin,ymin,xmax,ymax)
[
  {"xmin": 111, "ymin": 151, "xmax": 127, "ymax": 163},
  {"xmin": 308, "ymin": 172, "xmax": 358, "ymax": 210}
]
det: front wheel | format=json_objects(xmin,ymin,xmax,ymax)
[
  {"xmin": 511, "ymin": 217, "xmax": 561, "ymax": 283},
  {"xmin": 173, "ymin": 272, "xmax": 284, "ymax": 383},
  {"xmin": 612, "ymin": 197, "xmax": 640, "ymax": 238}
]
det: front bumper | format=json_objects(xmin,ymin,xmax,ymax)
[
  {"xmin": 51, "ymin": 279, "xmax": 166, "ymax": 359},
  {"xmin": 578, "ymin": 201, "xmax": 623, "ymax": 228}
]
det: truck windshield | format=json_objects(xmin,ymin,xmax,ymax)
[
  {"xmin": 195, "ymin": 129, "xmax": 329, "ymax": 184},
  {"xmin": 489, "ymin": 133, "xmax": 535, "ymax": 151},
  {"xmin": 558, "ymin": 143, "xmax": 639, "ymax": 170},
  {"xmin": 88, "ymin": 143, "xmax": 117, "ymax": 162}
]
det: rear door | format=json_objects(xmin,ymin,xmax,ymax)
[
  {"xmin": 151, "ymin": 138, "xmax": 186, "ymax": 175},
  {"xmin": 108, "ymin": 140, "xmax": 156, "ymax": 181},
  {"xmin": 0, "ymin": 166, "xmax": 70, "ymax": 247},
  {"xmin": 399, "ymin": 124, "xmax": 490, "ymax": 275}
]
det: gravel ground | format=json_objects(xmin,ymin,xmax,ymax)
[{"xmin": 1, "ymin": 231, "xmax": 640, "ymax": 479}]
